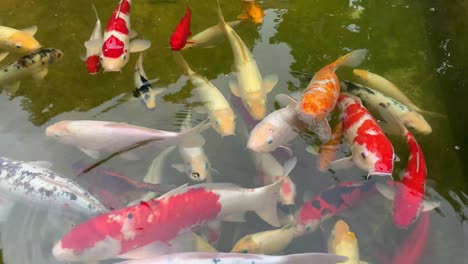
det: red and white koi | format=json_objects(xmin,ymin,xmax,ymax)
[
  {"xmin": 328, "ymin": 93, "xmax": 397, "ymax": 177},
  {"xmin": 52, "ymin": 178, "xmax": 287, "ymax": 261},
  {"xmin": 116, "ymin": 252, "xmax": 347, "ymax": 264},
  {"xmin": 88, "ymin": 0, "xmax": 151, "ymax": 72},
  {"xmin": 375, "ymin": 107, "xmax": 439, "ymax": 228},
  {"xmin": 296, "ymin": 49, "xmax": 368, "ymax": 142},
  {"xmin": 295, "ymin": 180, "xmax": 377, "ymax": 235},
  {"xmin": 82, "ymin": 4, "xmax": 103, "ymax": 74}
]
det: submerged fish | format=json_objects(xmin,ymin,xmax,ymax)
[
  {"xmin": 296, "ymin": 49, "xmax": 368, "ymax": 142},
  {"xmin": 0, "ymin": 157, "xmax": 107, "ymax": 216},
  {"xmin": 0, "ymin": 25, "xmax": 40, "ymax": 61},
  {"xmin": 82, "ymin": 4, "xmax": 103, "ymax": 74},
  {"xmin": 133, "ymin": 53, "xmax": 164, "ymax": 110},
  {"xmin": 247, "ymin": 94, "xmax": 302, "ymax": 153},
  {"xmin": 53, "ymin": 178, "xmax": 287, "ymax": 261},
  {"xmin": 218, "ymin": 0, "xmax": 278, "ymax": 120},
  {"xmin": 170, "ymin": 5, "xmax": 193, "ymax": 51},
  {"xmin": 175, "ymin": 52, "xmax": 236, "ymax": 136},
  {"xmin": 238, "ymin": 0, "xmax": 265, "ymax": 24},
  {"xmin": 295, "ymin": 180, "xmax": 376, "ymax": 235},
  {"xmin": 375, "ymin": 107, "xmax": 439, "ymax": 228},
  {"xmin": 308, "ymin": 121, "xmax": 343, "ymax": 172},
  {"xmin": 45, "ymin": 119, "xmax": 207, "ymax": 160},
  {"xmin": 328, "ymin": 220, "xmax": 363, "ymax": 264},
  {"xmin": 342, "ymin": 80, "xmax": 432, "ymax": 135},
  {"xmin": 117, "ymin": 252, "xmax": 347, "ymax": 264},
  {"xmin": 0, "ymin": 48, "xmax": 63, "ymax": 94},
  {"xmin": 87, "ymin": 0, "xmax": 151, "ymax": 72},
  {"xmin": 182, "ymin": 20, "xmax": 242, "ymax": 50},
  {"xmin": 231, "ymin": 226, "xmax": 296, "ymax": 254},
  {"xmin": 328, "ymin": 93, "xmax": 397, "ymax": 177}
]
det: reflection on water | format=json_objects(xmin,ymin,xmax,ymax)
[{"xmin": 0, "ymin": 0, "xmax": 466, "ymax": 263}]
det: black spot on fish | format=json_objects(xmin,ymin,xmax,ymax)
[
  {"xmin": 67, "ymin": 192, "xmax": 77, "ymax": 200},
  {"xmin": 362, "ymin": 86, "xmax": 375, "ymax": 94},
  {"xmin": 378, "ymin": 103, "xmax": 387, "ymax": 108},
  {"xmin": 321, "ymin": 208, "xmax": 333, "ymax": 216},
  {"xmin": 212, "ymin": 258, "xmax": 221, "ymax": 264},
  {"xmin": 320, "ymin": 186, "xmax": 354, "ymax": 208},
  {"xmin": 128, "ymin": 213, "xmax": 133, "ymax": 219},
  {"xmin": 133, "ymin": 89, "xmax": 141, "ymax": 98},
  {"xmin": 311, "ymin": 199, "xmax": 322, "ymax": 210}
]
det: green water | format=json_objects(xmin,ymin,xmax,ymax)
[{"xmin": 0, "ymin": 0, "xmax": 466, "ymax": 263}]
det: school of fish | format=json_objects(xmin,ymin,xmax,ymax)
[{"xmin": 0, "ymin": 0, "xmax": 445, "ymax": 264}]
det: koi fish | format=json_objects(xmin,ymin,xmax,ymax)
[
  {"xmin": 116, "ymin": 252, "xmax": 347, "ymax": 264},
  {"xmin": 231, "ymin": 226, "xmax": 296, "ymax": 254},
  {"xmin": 45, "ymin": 119, "xmax": 207, "ymax": 160},
  {"xmin": 133, "ymin": 53, "xmax": 164, "ymax": 110},
  {"xmin": 171, "ymin": 111, "xmax": 213, "ymax": 182},
  {"xmin": 307, "ymin": 121, "xmax": 344, "ymax": 172},
  {"xmin": 174, "ymin": 52, "xmax": 236, "ymax": 136},
  {"xmin": 218, "ymin": 0, "xmax": 278, "ymax": 120},
  {"xmin": 82, "ymin": 4, "xmax": 103, "ymax": 75},
  {"xmin": 182, "ymin": 20, "xmax": 242, "ymax": 50},
  {"xmin": 238, "ymin": 0, "xmax": 265, "ymax": 24},
  {"xmin": 0, "ymin": 48, "xmax": 63, "ymax": 94},
  {"xmin": 252, "ymin": 152, "xmax": 296, "ymax": 205},
  {"xmin": 88, "ymin": 0, "xmax": 151, "ymax": 72},
  {"xmin": 170, "ymin": 5, "xmax": 193, "ymax": 51},
  {"xmin": 328, "ymin": 220, "xmax": 364, "ymax": 264},
  {"xmin": 296, "ymin": 49, "xmax": 368, "ymax": 142},
  {"xmin": 374, "ymin": 107, "xmax": 439, "ymax": 228},
  {"xmin": 295, "ymin": 180, "xmax": 377, "ymax": 235},
  {"xmin": 52, "ymin": 178, "xmax": 288, "ymax": 261},
  {"xmin": 0, "ymin": 25, "xmax": 40, "ymax": 62},
  {"xmin": 342, "ymin": 80, "xmax": 432, "ymax": 135},
  {"xmin": 247, "ymin": 94, "xmax": 302, "ymax": 153},
  {"xmin": 328, "ymin": 93, "xmax": 397, "ymax": 177},
  {"xmin": 0, "ymin": 157, "xmax": 107, "ymax": 216}
]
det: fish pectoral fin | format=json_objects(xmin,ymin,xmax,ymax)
[
  {"xmin": 84, "ymin": 39, "xmax": 102, "ymax": 50},
  {"xmin": 310, "ymin": 119, "xmax": 332, "ymax": 143},
  {"xmin": 375, "ymin": 182, "xmax": 396, "ymax": 200},
  {"xmin": 79, "ymin": 148, "xmax": 101, "ymax": 159},
  {"xmin": 223, "ymin": 212, "xmax": 246, "ymax": 222},
  {"xmin": 32, "ymin": 68, "xmax": 48, "ymax": 80},
  {"xmin": 275, "ymin": 93, "xmax": 297, "ymax": 108},
  {"xmin": 118, "ymin": 241, "xmax": 173, "ymax": 259},
  {"xmin": 3, "ymin": 81, "xmax": 21, "ymax": 95},
  {"xmin": 26, "ymin": 161, "xmax": 53, "ymax": 169},
  {"xmin": 422, "ymin": 199, "xmax": 440, "ymax": 212},
  {"xmin": 306, "ymin": 145, "xmax": 320, "ymax": 156},
  {"xmin": 229, "ymin": 81, "xmax": 241, "ymax": 97},
  {"xmin": 328, "ymin": 156, "xmax": 355, "ymax": 171},
  {"xmin": 262, "ymin": 75, "xmax": 279, "ymax": 93},
  {"xmin": 0, "ymin": 51, "xmax": 9, "ymax": 62},
  {"xmin": 130, "ymin": 28, "xmax": 138, "ymax": 39},
  {"xmin": 171, "ymin": 163, "xmax": 187, "ymax": 173},
  {"xmin": 130, "ymin": 39, "xmax": 152, "ymax": 53},
  {"xmin": 20, "ymin": 25, "xmax": 38, "ymax": 36}
]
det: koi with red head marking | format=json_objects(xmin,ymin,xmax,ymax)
[
  {"xmin": 53, "ymin": 180, "xmax": 285, "ymax": 262},
  {"xmin": 296, "ymin": 49, "xmax": 368, "ymax": 142},
  {"xmin": 170, "ymin": 5, "xmax": 193, "ymax": 51},
  {"xmin": 295, "ymin": 180, "xmax": 377, "ymax": 235},
  {"xmin": 328, "ymin": 93, "xmax": 397, "ymax": 178}
]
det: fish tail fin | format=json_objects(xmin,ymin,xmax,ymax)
[
  {"xmin": 253, "ymin": 177, "xmax": 283, "ymax": 227},
  {"xmin": 276, "ymin": 253, "xmax": 349, "ymax": 264},
  {"xmin": 172, "ymin": 51, "xmax": 194, "ymax": 75},
  {"xmin": 333, "ymin": 49, "xmax": 368, "ymax": 70},
  {"xmin": 216, "ymin": 0, "xmax": 227, "ymax": 26}
]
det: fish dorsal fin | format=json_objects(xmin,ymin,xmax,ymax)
[
  {"xmin": 21, "ymin": 25, "xmax": 38, "ymax": 36},
  {"xmin": 275, "ymin": 93, "xmax": 297, "ymax": 108},
  {"xmin": 158, "ymin": 183, "xmax": 190, "ymax": 200},
  {"xmin": 263, "ymin": 75, "xmax": 279, "ymax": 94}
]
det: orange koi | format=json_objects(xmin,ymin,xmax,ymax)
[
  {"xmin": 317, "ymin": 121, "xmax": 343, "ymax": 172},
  {"xmin": 238, "ymin": 0, "xmax": 264, "ymax": 24}
]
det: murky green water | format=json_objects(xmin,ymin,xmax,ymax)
[{"xmin": 0, "ymin": 0, "xmax": 466, "ymax": 263}]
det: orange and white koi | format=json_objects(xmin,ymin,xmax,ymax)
[
  {"xmin": 296, "ymin": 49, "xmax": 368, "ymax": 142},
  {"xmin": 0, "ymin": 25, "xmax": 40, "ymax": 62},
  {"xmin": 87, "ymin": 0, "xmax": 151, "ymax": 72},
  {"xmin": 238, "ymin": 0, "xmax": 265, "ymax": 24},
  {"xmin": 82, "ymin": 4, "xmax": 103, "ymax": 74},
  {"xmin": 218, "ymin": 0, "xmax": 278, "ymax": 120},
  {"xmin": 328, "ymin": 94, "xmax": 397, "ymax": 177}
]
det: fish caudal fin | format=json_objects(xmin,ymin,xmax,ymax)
[
  {"xmin": 216, "ymin": 0, "xmax": 227, "ymax": 26},
  {"xmin": 254, "ymin": 178, "xmax": 284, "ymax": 227},
  {"xmin": 333, "ymin": 49, "xmax": 368, "ymax": 70},
  {"xmin": 276, "ymin": 253, "xmax": 349, "ymax": 264}
]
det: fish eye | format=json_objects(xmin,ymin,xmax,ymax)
[
  {"xmin": 361, "ymin": 152, "xmax": 367, "ymax": 159},
  {"xmin": 267, "ymin": 138, "xmax": 273, "ymax": 144},
  {"xmin": 16, "ymin": 44, "xmax": 21, "ymax": 49},
  {"xmin": 122, "ymin": 55, "xmax": 126, "ymax": 60},
  {"xmin": 240, "ymin": 249, "xmax": 248, "ymax": 254},
  {"xmin": 191, "ymin": 172, "xmax": 200, "ymax": 179},
  {"xmin": 215, "ymin": 119, "xmax": 221, "ymax": 126},
  {"xmin": 100, "ymin": 56, "xmax": 103, "ymax": 61},
  {"xmin": 305, "ymin": 226, "xmax": 311, "ymax": 231}
]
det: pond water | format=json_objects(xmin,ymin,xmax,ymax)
[{"xmin": 0, "ymin": 0, "xmax": 466, "ymax": 263}]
